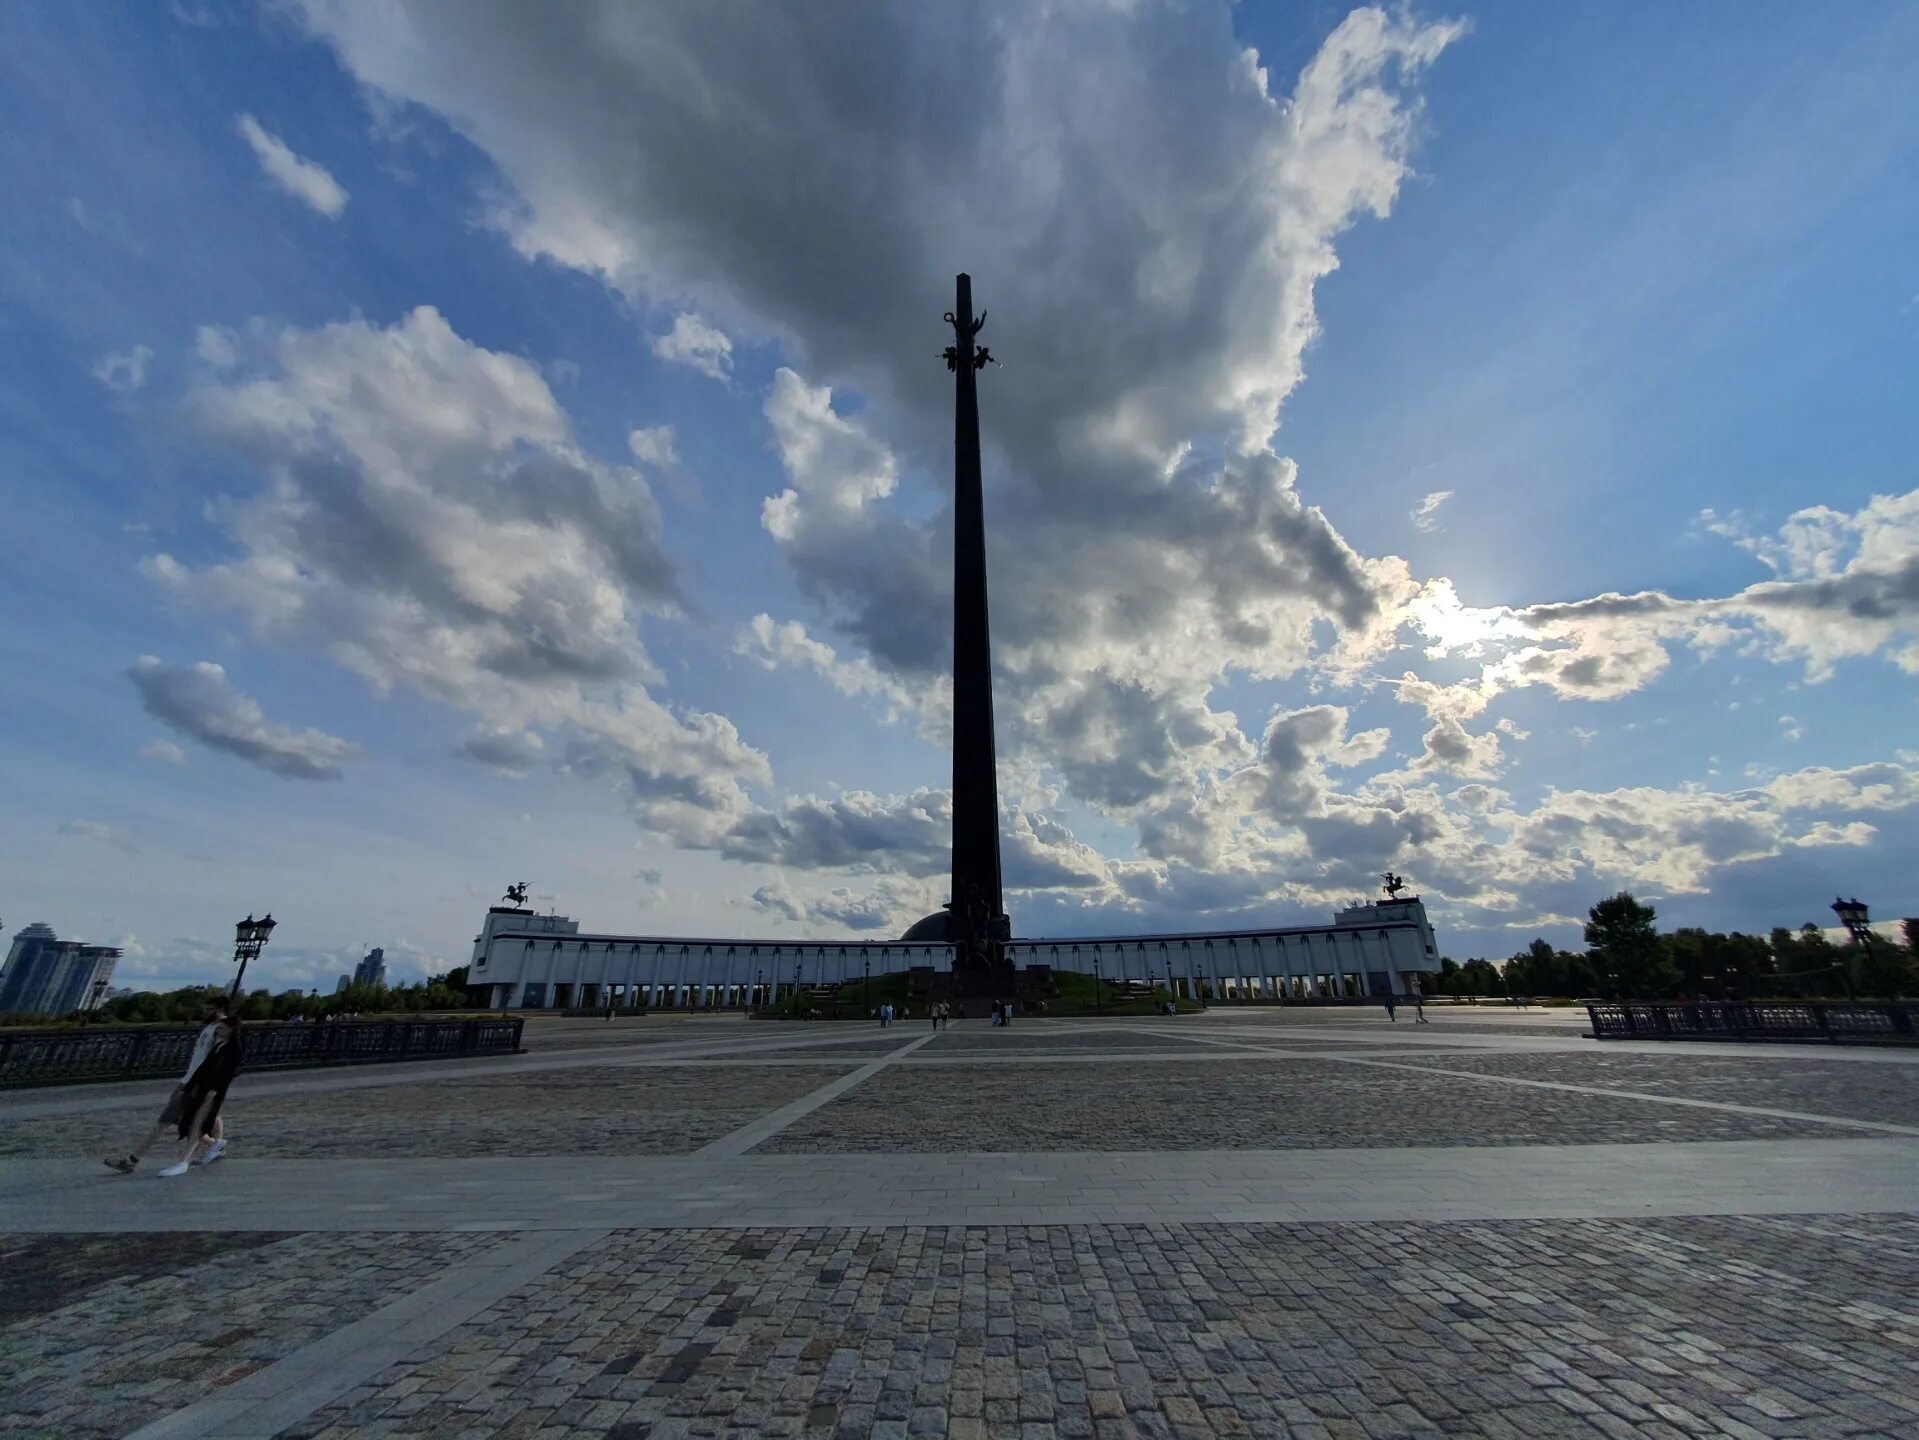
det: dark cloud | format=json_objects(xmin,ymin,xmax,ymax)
[
  {"xmin": 721, "ymin": 789, "xmax": 950, "ymax": 876},
  {"xmin": 298, "ymin": 0, "xmax": 1458, "ymax": 819}
]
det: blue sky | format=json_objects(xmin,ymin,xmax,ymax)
[{"xmin": 2, "ymin": 1, "xmax": 1915, "ymax": 995}]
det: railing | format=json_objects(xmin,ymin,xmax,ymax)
[
  {"xmin": 1588, "ymin": 1000, "xmax": 1918, "ymax": 1045},
  {"xmin": 0, "ymin": 1016, "xmax": 525, "ymax": 1088}
]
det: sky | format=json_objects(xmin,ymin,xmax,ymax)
[{"xmin": 2, "ymin": 1, "xmax": 1915, "ymax": 996}]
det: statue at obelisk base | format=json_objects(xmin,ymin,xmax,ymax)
[{"xmin": 899, "ymin": 274, "xmax": 1014, "ymax": 998}]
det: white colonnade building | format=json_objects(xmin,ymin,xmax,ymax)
[{"xmin": 467, "ymin": 897, "xmax": 1438, "ymax": 1010}]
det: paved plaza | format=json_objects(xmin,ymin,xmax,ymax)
[{"xmin": 2, "ymin": 1010, "xmax": 1916, "ymax": 1439}]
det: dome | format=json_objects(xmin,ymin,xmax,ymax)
[{"xmin": 899, "ymin": 910, "xmax": 953, "ymax": 943}]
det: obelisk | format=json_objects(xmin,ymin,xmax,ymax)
[{"xmin": 943, "ymin": 275, "xmax": 1012, "ymax": 985}]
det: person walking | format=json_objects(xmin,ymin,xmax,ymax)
[
  {"xmin": 103, "ymin": 1000, "xmax": 227, "ymax": 1174},
  {"xmin": 1413, "ymin": 989, "xmax": 1429, "ymax": 1024},
  {"xmin": 1383, "ymin": 992, "xmax": 1398, "ymax": 1022},
  {"xmin": 105, "ymin": 1011, "xmax": 244, "ymax": 1177}
]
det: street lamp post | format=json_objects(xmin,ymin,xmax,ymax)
[
  {"xmin": 1093, "ymin": 954, "xmax": 1102, "ymax": 1012},
  {"xmin": 228, "ymin": 913, "xmax": 276, "ymax": 1002},
  {"xmin": 863, "ymin": 958, "xmax": 871, "ymax": 1017},
  {"xmin": 1831, "ymin": 896, "xmax": 1869, "ymax": 1001},
  {"xmin": 755, "ymin": 969, "xmax": 763, "ymax": 1012}
]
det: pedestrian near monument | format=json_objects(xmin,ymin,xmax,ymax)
[
  {"xmin": 105, "ymin": 1011, "xmax": 244, "ymax": 1177},
  {"xmin": 1414, "ymin": 990, "xmax": 1429, "ymax": 1024},
  {"xmin": 1383, "ymin": 992, "xmax": 1398, "ymax": 1021}
]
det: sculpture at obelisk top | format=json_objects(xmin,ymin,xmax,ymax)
[{"xmin": 901, "ymin": 275, "xmax": 1013, "ymax": 990}]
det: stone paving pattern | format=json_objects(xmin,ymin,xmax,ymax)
[
  {"xmin": 1408, "ymin": 1050, "xmax": 1919, "ymax": 1127},
  {"xmin": 0, "ymin": 1064, "xmax": 857, "ymax": 1161},
  {"xmin": 933, "ymin": 1030, "xmax": 1215, "ymax": 1051},
  {"xmin": 0, "ymin": 1230, "xmax": 494, "ymax": 1440},
  {"xmin": 291, "ymin": 1215, "xmax": 1919, "ymax": 1440},
  {"xmin": 4, "ymin": 1015, "xmax": 1915, "ymax": 1439},
  {"xmin": 761, "ymin": 1060, "xmax": 1860, "ymax": 1153},
  {"xmin": 1196, "ymin": 1010, "xmax": 1593, "ymax": 1038}
]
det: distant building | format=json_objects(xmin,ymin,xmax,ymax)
[
  {"xmin": 466, "ymin": 898, "xmax": 1439, "ymax": 1011},
  {"xmin": 0, "ymin": 922, "xmax": 123, "ymax": 1015},
  {"xmin": 352, "ymin": 947, "xmax": 388, "ymax": 989},
  {"xmin": 334, "ymin": 974, "xmax": 351, "ymax": 994}
]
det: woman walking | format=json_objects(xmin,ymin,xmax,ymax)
[{"xmin": 105, "ymin": 1012, "xmax": 245, "ymax": 1177}]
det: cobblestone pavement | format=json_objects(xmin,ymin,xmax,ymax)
[
  {"xmin": 923, "ymin": 1040, "xmax": 1223, "ymax": 1057},
  {"xmin": 1189, "ymin": 1010, "xmax": 1593, "ymax": 1037},
  {"xmin": 519, "ymin": 1019, "xmax": 757, "ymax": 1049},
  {"xmin": 1404, "ymin": 1050, "xmax": 1919, "ymax": 1127},
  {"xmin": 0, "ymin": 1064, "xmax": 856, "ymax": 1160},
  {"xmin": 289, "ymin": 1215, "xmax": 1919, "ymax": 1440},
  {"xmin": 4, "ymin": 1018, "xmax": 1915, "ymax": 1438},
  {"xmin": 0, "ymin": 1230, "xmax": 493, "ymax": 1439},
  {"xmin": 0, "ymin": 1231, "xmax": 288, "ymax": 1326},
  {"xmin": 761, "ymin": 1060, "xmax": 1860, "ymax": 1153}
]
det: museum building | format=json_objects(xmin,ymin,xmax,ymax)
[{"xmin": 466, "ymin": 896, "xmax": 1439, "ymax": 1010}]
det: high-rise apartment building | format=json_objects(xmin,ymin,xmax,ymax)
[{"xmin": 0, "ymin": 923, "xmax": 122, "ymax": 1015}]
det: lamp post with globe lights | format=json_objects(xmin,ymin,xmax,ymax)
[{"xmin": 228, "ymin": 913, "xmax": 276, "ymax": 1002}]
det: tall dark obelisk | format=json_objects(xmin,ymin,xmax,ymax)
[{"xmin": 943, "ymin": 275, "xmax": 1012, "ymax": 985}]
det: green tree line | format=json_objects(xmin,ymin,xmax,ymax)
[
  {"xmin": 1429, "ymin": 894, "xmax": 1918, "ymax": 1001},
  {"xmin": 2, "ymin": 967, "xmax": 476, "ymax": 1028}
]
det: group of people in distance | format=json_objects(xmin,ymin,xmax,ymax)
[
  {"xmin": 102, "ymin": 999, "xmax": 243, "ymax": 1178},
  {"xmin": 1381, "ymin": 990, "xmax": 1429, "ymax": 1024},
  {"xmin": 876, "ymin": 1001, "xmax": 955, "ymax": 1027}
]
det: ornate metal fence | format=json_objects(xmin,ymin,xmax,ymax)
[
  {"xmin": 0, "ymin": 1016, "xmax": 525, "ymax": 1087},
  {"xmin": 1588, "ymin": 1001, "xmax": 1918, "ymax": 1045}
]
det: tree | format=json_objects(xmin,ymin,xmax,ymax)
[
  {"xmin": 1854, "ymin": 934, "xmax": 1915, "ymax": 998},
  {"xmin": 1504, "ymin": 938, "xmax": 1597, "ymax": 997},
  {"xmin": 1771, "ymin": 923, "xmax": 1842, "ymax": 996},
  {"xmin": 1584, "ymin": 892, "xmax": 1677, "ymax": 998},
  {"xmin": 1902, "ymin": 918, "xmax": 1919, "ymax": 956}
]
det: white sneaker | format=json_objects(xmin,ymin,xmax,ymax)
[
  {"xmin": 158, "ymin": 1162, "xmax": 190, "ymax": 1178},
  {"xmin": 196, "ymin": 1139, "xmax": 227, "ymax": 1166}
]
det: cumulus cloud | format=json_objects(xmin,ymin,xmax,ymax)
[
  {"xmin": 1402, "ymin": 489, "xmax": 1919, "ymax": 708},
  {"xmin": 146, "ymin": 305, "xmax": 771, "ymax": 841},
  {"xmin": 141, "ymin": 738, "xmax": 189, "ymax": 765},
  {"xmin": 723, "ymin": 788, "xmax": 951, "ymax": 876},
  {"xmin": 236, "ymin": 113, "xmax": 349, "ymax": 218},
  {"xmin": 195, "ymin": 325, "xmax": 241, "ymax": 368},
  {"xmin": 293, "ymin": 0, "xmax": 1457, "ymax": 837},
  {"xmin": 261, "ymin": 3, "xmax": 1917, "ymax": 939},
  {"xmin": 626, "ymin": 425, "xmax": 678, "ymax": 467},
  {"xmin": 91, "ymin": 345, "xmax": 152, "ymax": 392},
  {"xmin": 128, "ymin": 656, "xmax": 360, "ymax": 780},
  {"xmin": 736, "ymin": 613, "xmax": 949, "ymax": 740},
  {"xmin": 457, "ymin": 727, "xmax": 545, "ymax": 777},
  {"xmin": 652, "ymin": 314, "xmax": 732, "ymax": 379},
  {"xmin": 1411, "ymin": 489, "xmax": 1453, "ymax": 532},
  {"xmin": 746, "ymin": 873, "xmax": 946, "ymax": 934}
]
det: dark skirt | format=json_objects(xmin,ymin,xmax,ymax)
[{"xmin": 176, "ymin": 1041, "xmax": 242, "ymax": 1139}]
